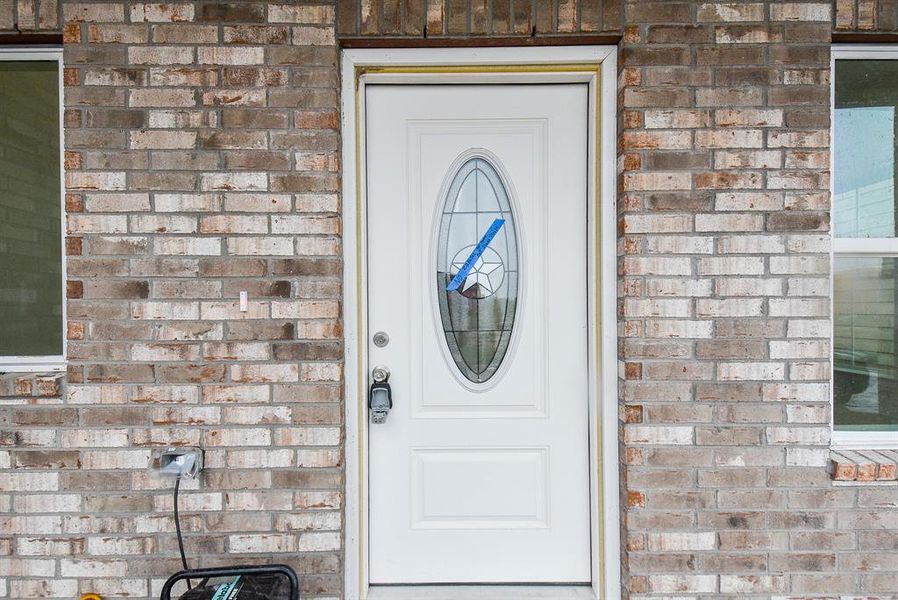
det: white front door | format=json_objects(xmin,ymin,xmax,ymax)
[{"xmin": 366, "ymin": 83, "xmax": 591, "ymax": 584}]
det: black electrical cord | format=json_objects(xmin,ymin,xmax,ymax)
[{"xmin": 173, "ymin": 477, "xmax": 192, "ymax": 590}]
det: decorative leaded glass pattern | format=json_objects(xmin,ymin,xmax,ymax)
[{"xmin": 436, "ymin": 156, "xmax": 518, "ymax": 384}]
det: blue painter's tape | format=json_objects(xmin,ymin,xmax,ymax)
[
  {"xmin": 211, "ymin": 577, "xmax": 241, "ymax": 600},
  {"xmin": 447, "ymin": 218, "xmax": 505, "ymax": 292}
]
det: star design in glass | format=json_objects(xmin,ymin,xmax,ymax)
[{"xmin": 451, "ymin": 251, "xmax": 504, "ymax": 297}]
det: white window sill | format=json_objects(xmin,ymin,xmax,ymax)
[
  {"xmin": 0, "ymin": 358, "xmax": 66, "ymax": 374},
  {"xmin": 366, "ymin": 586, "xmax": 596, "ymax": 600},
  {"xmin": 832, "ymin": 431, "xmax": 898, "ymax": 451}
]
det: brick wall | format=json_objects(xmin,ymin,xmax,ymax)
[
  {"xmin": 3, "ymin": 1, "xmax": 344, "ymax": 598},
  {"xmin": 1, "ymin": 1, "xmax": 897, "ymax": 599},
  {"xmin": 619, "ymin": 1, "xmax": 897, "ymax": 598},
  {"xmin": 335, "ymin": 0, "xmax": 622, "ymax": 37},
  {"xmin": 0, "ymin": 0, "xmax": 60, "ymax": 35},
  {"xmin": 835, "ymin": 0, "xmax": 898, "ymax": 31}
]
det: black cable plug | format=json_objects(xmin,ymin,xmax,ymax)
[{"xmin": 173, "ymin": 476, "xmax": 192, "ymax": 591}]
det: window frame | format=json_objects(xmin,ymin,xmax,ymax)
[
  {"xmin": 0, "ymin": 47, "xmax": 66, "ymax": 373},
  {"xmin": 831, "ymin": 45, "xmax": 898, "ymax": 449}
]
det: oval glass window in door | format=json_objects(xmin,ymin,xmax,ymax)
[{"xmin": 436, "ymin": 156, "xmax": 519, "ymax": 385}]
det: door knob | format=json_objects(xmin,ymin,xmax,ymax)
[{"xmin": 372, "ymin": 365, "xmax": 390, "ymax": 383}]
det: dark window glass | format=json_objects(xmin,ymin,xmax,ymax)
[
  {"xmin": 834, "ymin": 257, "xmax": 898, "ymax": 431},
  {"xmin": 0, "ymin": 61, "xmax": 62, "ymax": 357}
]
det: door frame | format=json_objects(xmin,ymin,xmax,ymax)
[{"xmin": 340, "ymin": 46, "xmax": 620, "ymax": 600}]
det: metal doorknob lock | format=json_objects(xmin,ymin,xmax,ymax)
[
  {"xmin": 372, "ymin": 365, "xmax": 390, "ymax": 383},
  {"xmin": 373, "ymin": 331, "xmax": 390, "ymax": 347},
  {"xmin": 369, "ymin": 365, "xmax": 392, "ymax": 424}
]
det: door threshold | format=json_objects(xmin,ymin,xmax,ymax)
[{"xmin": 367, "ymin": 585, "xmax": 596, "ymax": 600}]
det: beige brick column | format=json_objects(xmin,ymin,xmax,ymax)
[
  {"xmin": 618, "ymin": 1, "xmax": 841, "ymax": 596},
  {"xmin": 23, "ymin": 1, "xmax": 342, "ymax": 597}
]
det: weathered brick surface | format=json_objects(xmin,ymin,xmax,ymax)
[
  {"xmin": 831, "ymin": 449, "xmax": 898, "ymax": 481},
  {"xmin": 834, "ymin": 0, "xmax": 898, "ymax": 31},
  {"xmin": 336, "ymin": 0, "xmax": 622, "ymax": 36},
  {"xmin": 2, "ymin": 2, "xmax": 897, "ymax": 600},
  {"xmin": 4, "ymin": 1, "xmax": 342, "ymax": 599},
  {"xmin": 619, "ymin": 2, "xmax": 897, "ymax": 598},
  {"xmin": 0, "ymin": 0, "xmax": 60, "ymax": 34}
]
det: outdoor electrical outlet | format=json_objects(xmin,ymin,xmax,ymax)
[
  {"xmin": 156, "ymin": 447, "xmax": 203, "ymax": 479},
  {"xmin": 239, "ymin": 291, "xmax": 248, "ymax": 312}
]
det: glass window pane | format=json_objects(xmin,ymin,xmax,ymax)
[
  {"xmin": 0, "ymin": 61, "xmax": 62, "ymax": 357},
  {"xmin": 834, "ymin": 257, "xmax": 898, "ymax": 431},
  {"xmin": 834, "ymin": 60, "xmax": 898, "ymax": 238},
  {"xmin": 436, "ymin": 156, "xmax": 518, "ymax": 385}
]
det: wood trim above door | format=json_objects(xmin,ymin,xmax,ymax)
[
  {"xmin": 0, "ymin": 34, "xmax": 63, "ymax": 45},
  {"xmin": 340, "ymin": 46, "xmax": 620, "ymax": 600}
]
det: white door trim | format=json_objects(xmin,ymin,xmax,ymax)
[{"xmin": 340, "ymin": 46, "xmax": 620, "ymax": 600}]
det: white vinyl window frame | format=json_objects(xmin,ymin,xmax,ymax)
[
  {"xmin": 831, "ymin": 45, "xmax": 898, "ymax": 449},
  {"xmin": 0, "ymin": 46, "xmax": 67, "ymax": 373}
]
